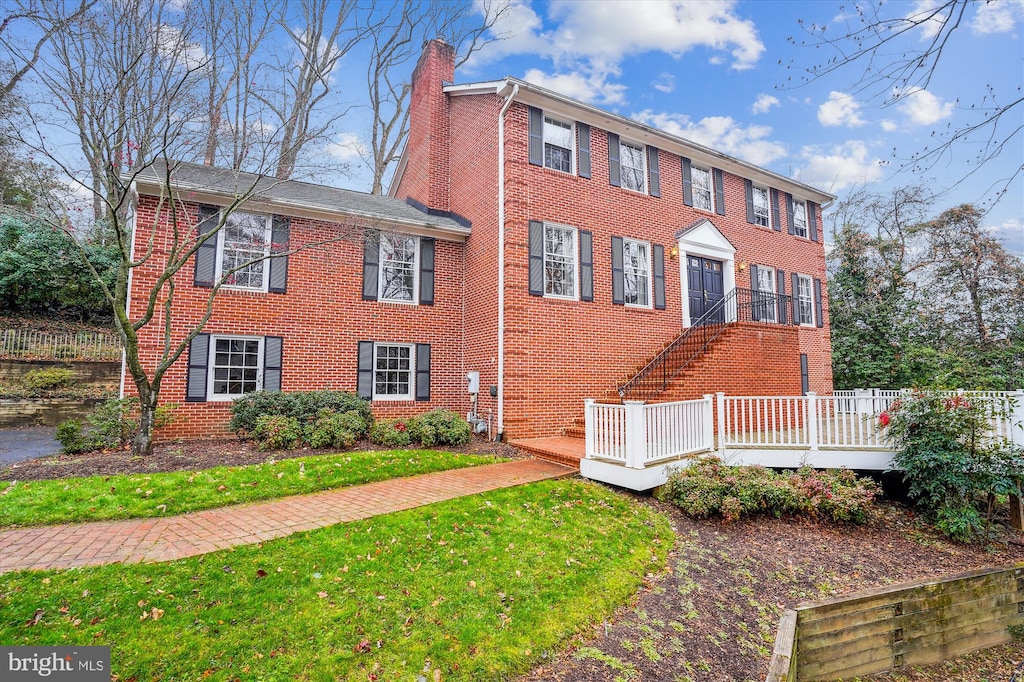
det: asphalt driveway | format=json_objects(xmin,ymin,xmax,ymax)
[{"xmin": 0, "ymin": 426, "xmax": 61, "ymax": 466}]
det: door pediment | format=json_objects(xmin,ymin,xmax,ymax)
[{"xmin": 676, "ymin": 219, "xmax": 736, "ymax": 258}]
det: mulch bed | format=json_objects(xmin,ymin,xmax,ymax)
[
  {"xmin": 0, "ymin": 436, "xmax": 523, "ymax": 481},
  {"xmin": 520, "ymin": 495, "xmax": 1024, "ymax": 682}
]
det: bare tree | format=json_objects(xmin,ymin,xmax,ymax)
[
  {"xmin": 783, "ymin": 0, "xmax": 1023, "ymax": 195},
  {"xmin": 0, "ymin": 1, "xmax": 96, "ymax": 101},
  {"xmin": 361, "ymin": 0, "xmax": 510, "ymax": 194}
]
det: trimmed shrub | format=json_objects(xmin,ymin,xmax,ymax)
[
  {"xmin": 251, "ymin": 414, "xmax": 303, "ymax": 451},
  {"xmin": 303, "ymin": 409, "xmax": 367, "ymax": 449},
  {"xmin": 369, "ymin": 418, "xmax": 414, "ymax": 447},
  {"xmin": 230, "ymin": 390, "xmax": 372, "ymax": 434},
  {"xmin": 55, "ymin": 419, "xmax": 93, "ymax": 454},
  {"xmin": 418, "ymin": 409, "xmax": 472, "ymax": 447},
  {"xmin": 20, "ymin": 367, "xmax": 76, "ymax": 390},
  {"xmin": 54, "ymin": 398, "xmax": 178, "ymax": 454},
  {"xmin": 658, "ymin": 458, "xmax": 879, "ymax": 524}
]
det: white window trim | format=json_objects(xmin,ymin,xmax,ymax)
[
  {"xmin": 797, "ymin": 274, "xmax": 815, "ymax": 326},
  {"xmin": 372, "ymin": 342, "xmax": 415, "ymax": 401},
  {"xmin": 756, "ymin": 266, "xmax": 777, "ymax": 323},
  {"xmin": 792, "ymin": 199, "xmax": 809, "ymax": 239},
  {"xmin": 691, "ymin": 165, "xmax": 715, "ymax": 214},
  {"xmin": 214, "ymin": 211, "xmax": 272, "ymax": 292},
  {"xmin": 752, "ymin": 185, "xmax": 771, "ymax": 229},
  {"xmin": 543, "ymin": 222, "xmax": 579, "ymax": 301},
  {"xmin": 542, "ymin": 114, "xmax": 575, "ymax": 175},
  {"xmin": 378, "ymin": 233, "xmax": 420, "ymax": 305},
  {"xmin": 619, "ymin": 139, "xmax": 647, "ymax": 194},
  {"xmin": 623, "ymin": 237, "xmax": 652, "ymax": 309},
  {"xmin": 207, "ymin": 334, "xmax": 264, "ymax": 402}
]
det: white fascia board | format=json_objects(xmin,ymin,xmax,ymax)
[
  {"xmin": 387, "ymin": 147, "xmax": 409, "ymax": 198},
  {"xmin": 442, "ymin": 80, "xmax": 507, "ymax": 96},
  {"xmin": 130, "ymin": 178, "xmax": 470, "ymax": 242}
]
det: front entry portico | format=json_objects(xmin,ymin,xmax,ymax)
[{"xmin": 675, "ymin": 219, "xmax": 737, "ymax": 327}]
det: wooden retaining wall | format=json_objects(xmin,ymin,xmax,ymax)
[
  {"xmin": 0, "ymin": 359, "xmax": 120, "ymax": 387},
  {"xmin": 0, "ymin": 398, "xmax": 106, "ymax": 428},
  {"xmin": 766, "ymin": 563, "xmax": 1024, "ymax": 681}
]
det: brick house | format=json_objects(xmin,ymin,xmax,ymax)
[{"xmin": 125, "ymin": 39, "xmax": 834, "ymax": 446}]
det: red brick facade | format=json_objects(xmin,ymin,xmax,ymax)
[{"xmin": 128, "ymin": 39, "xmax": 833, "ymax": 442}]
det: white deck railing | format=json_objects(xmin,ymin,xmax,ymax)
[{"xmin": 585, "ymin": 390, "xmax": 1024, "ymax": 471}]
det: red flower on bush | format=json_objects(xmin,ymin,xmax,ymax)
[
  {"xmin": 394, "ymin": 422, "xmax": 407, "ymax": 432},
  {"xmin": 878, "ymin": 412, "xmax": 890, "ymax": 427}
]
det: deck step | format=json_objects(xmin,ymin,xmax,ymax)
[{"xmin": 509, "ymin": 436, "xmax": 585, "ymax": 470}]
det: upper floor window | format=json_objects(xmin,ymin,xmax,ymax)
[
  {"xmin": 619, "ymin": 141, "xmax": 646, "ymax": 193},
  {"xmin": 792, "ymin": 199, "xmax": 809, "ymax": 238},
  {"xmin": 752, "ymin": 185, "xmax": 770, "ymax": 228},
  {"xmin": 379, "ymin": 233, "xmax": 419, "ymax": 303},
  {"xmin": 623, "ymin": 238, "xmax": 651, "ymax": 307},
  {"xmin": 217, "ymin": 212, "xmax": 271, "ymax": 290},
  {"xmin": 797, "ymin": 274, "xmax": 814, "ymax": 325},
  {"xmin": 691, "ymin": 166, "xmax": 713, "ymax": 212},
  {"xmin": 544, "ymin": 223, "xmax": 577, "ymax": 299},
  {"xmin": 543, "ymin": 116, "xmax": 574, "ymax": 173}
]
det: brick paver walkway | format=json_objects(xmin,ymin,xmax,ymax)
[{"xmin": 0, "ymin": 459, "xmax": 573, "ymax": 574}]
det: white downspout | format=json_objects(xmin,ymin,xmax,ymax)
[{"xmin": 496, "ymin": 82, "xmax": 518, "ymax": 440}]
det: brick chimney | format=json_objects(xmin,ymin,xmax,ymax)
[{"xmin": 401, "ymin": 39, "xmax": 454, "ymax": 212}]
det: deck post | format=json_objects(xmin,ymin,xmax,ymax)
[
  {"xmin": 623, "ymin": 400, "xmax": 646, "ymax": 470},
  {"xmin": 702, "ymin": 394, "xmax": 715, "ymax": 454},
  {"xmin": 807, "ymin": 392, "xmax": 819, "ymax": 451},
  {"xmin": 855, "ymin": 388, "xmax": 871, "ymax": 415},
  {"xmin": 716, "ymin": 392, "xmax": 726, "ymax": 458},
  {"xmin": 583, "ymin": 399, "xmax": 596, "ymax": 459},
  {"xmin": 1010, "ymin": 491, "xmax": 1024, "ymax": 531}
]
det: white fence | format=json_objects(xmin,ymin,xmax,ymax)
[
  {"xmin": 585, "ymin": 390, "xmax": 1024, "ymax": 471},
  {"xmin": 0, "ymin": 329, "xmax": 122, "ymax": 362}
]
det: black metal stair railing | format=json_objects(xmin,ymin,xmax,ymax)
[{"xmin": 617, "ymin": 287, "xmax": 793, "ymax": 402}]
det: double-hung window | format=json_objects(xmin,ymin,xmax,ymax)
[
  {"xmin": 792, "ymin": 200, "xmax": 809, "ymax": 238},
  {"xmin": 797, "ymin": 274, "xmax": 814, "ymax": 325},
  {"xmin": 217, "ymin": 212, "xmax": 272, "ymax": 290},
  {"xmin": 622, "ymin": 238, "xmax": 651, "ymax": 307},
  {"xmin": 374, "ymin": 343, "xmax": 414, "ymax": 400},
  {"xmin": 543, "ymin": 116, "xmax": 574, "ymax": 173},
  {"xmin": 619, "ymin": 141, "xmax": 646, "ymax": 193},
  {"xmin": 209, "ymin": 336, "xmax": 263, "ymax": 400},
  {"xmin": 756, "ymin": 266, "xmax": 777, "ymax": 322},
  {"xmin": 379, "ymin": 233, "xmax": 419, "ymax": 303},
  {"xmin": 752, "ymin": 185, "xmax": 770, "ymax": 228},
  {"xmin": 544, "ymin": 223, "xmax": 577, "ymax": 298},
  {"xmin": 691, "ymin": 166, "xmax": 713, "ymax": 211}
]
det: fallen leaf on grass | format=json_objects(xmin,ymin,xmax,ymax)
[
  {"xmin": 354, "ymin": 640, "xmax": 372, "ymax": 653},
  {"xmin": 27, "ymin": 609, "xmax": 43, "ymax": 626},
  {"xmin": 256, "ymin": 569, "xmax": 268, "ymax": 578},
  {"xmin": 317, "ymin": 591, "xmax": 329, "ymax": 599}
]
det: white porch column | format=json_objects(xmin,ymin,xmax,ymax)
[
  {"xmin": 702, "ymin": 394, "xmax": 715, "ymax": 453},
  {"xmin": 806, "ymin": 392, "xmax": 819, "ymax": 451},
  {"xmin": 584, "ymin": 399, "xmax": 596, "ymax": 459},
  {"xmin": 716, "ymin": 392, "xmax": 727, "ymax": 458},
  {"xmin": 623, "ymin": 401, "xmax": 647, "ymax": 469}
]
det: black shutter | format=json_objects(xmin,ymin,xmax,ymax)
[
  {"xmin": 357, "ymin": 341, "xmax": 374, "ymax": 399},
  {"xmin": 653, "ymin": 244, "xmax": 665, "ymax": 310},
  {"xmin": 786, "ymin": 193, "xmax": 796, "ymax": 235},
  {"xmin": 577, "ymin": 123, "xmax": 591, "ymax": 179},
  {"xmin": 362, "ymin": 231, "xmax": 379, "ymax": 300},
  {"xmin": 814, "ymin": 277, "xmax": 824, "ymax": 328},
  {"xmin": 607, "ymin": 132, "xmax": 621, "ymax": 187},
  {"xmin": 681, "ymin": 157, "xmax": 693, "ymax": 206},
  {"xmin": 263, "ymin": 336, "xmax": 283, "ymax": 392},
  {"xmin": 749, "ymin": 264, "xmax": 761, "ymax": 321},
  {"xmin": 808, "ymin": 202, "xmax": 819, "ymax": 242},
  {"xmin": 791, "ymin": 273, "xmax": 800, "ymax": 325},
  {"xmin": 419, "ymin": 237, "xmax": 435, "ymax": 305},
  {"xmin": 776, "ymin": 269, "xmax": 787, "ymax": 325},
  {"xmin": 528, "ymin": 106, "xmax": 543, "ymax": 166},
  {"xmin": 744, "ymin": 179, "xmax": 755, "ymax": 224},
  {"xmin": 268, "ymin": 216, "xmax": 290, "ymax": 293},
  {"xmin": 528, "ymin": 220, "xmax": 544, "ymax": 296},
  {"xmin": 713, "ymin": 168, "xmax": 725, "ymax": 215},
  {"xmin": 193, "ymin": 204, "xmax": 220, "ymax": 287},
  {"xmin": 579, "ymin": 229, "xmax": 593, "ymax": 302},
  {"xmin": 611, "ymin": 235, "xmax": 624, "ymax": 305},
  {"xmin": 186, "ymin": 333, "xmax": 210, "ymax": 402},
  {"xmin": 771, "ymin": 189, "xmax": 782, "ymax": 232},
  {"xmin": 647, "ymin": 146, "xmax": 660, "ymax": 197},
  {"xmin": 800, "ymin": 354, "xmax": 809, "ymax": 396},
  {"xmin": 415, "ymin": 343, "xmax": 431, "ymax": 401}
]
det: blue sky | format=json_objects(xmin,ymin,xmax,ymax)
[{"xmin": 342, "ymin": 0, "xmax": 1023, "ymax": 253}]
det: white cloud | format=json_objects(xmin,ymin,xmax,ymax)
[
  {"xmin": 989, "ymin": 217, "xmax": 1024, "ymax": 255},
  {"xmin": 880, "ymin": 119, "xmax": 898, "ymax": 132},
  {"xmin": 795, "ymin": 141, "xmax": 885, "ymax": 191},
  {"xmin": 905, "ymin": 0, "xmax": 947, "ymax": 39},
  {"xmin": 817, "ymin": 91, "xmax": 866, "ymax": 127},
  {"xmin": 652, "ymin": 73, "xmax": 675, "ymax": 93},
  {"xmin": 896, "ymin": 86, "xmax": 955, "ymax": 125},
  {"xmin": 523, "ymin": 67, "xmax": 628, "ymax": 105},
  {"xmin": 751, "ymin": 94, "xmax": 779, "ymax": 114},
  {"xmin": 325, "ymin": 132, "xmax": 366, "ymax": 163},
  {"xmin": 632, "ymin": 110, "xmax": 787, "ymax": 166},
  {"xmin": 972, "ymin": 0, "xmax": 1022, "ymax": 33}
]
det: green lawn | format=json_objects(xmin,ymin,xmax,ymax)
[
  {"xmin": 0, "ymin": 450, "xmax": 500, "ymax": 527},
  {"xmin": 0, "ymin": 479, "xmax": 672, "ymax": 681}
]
